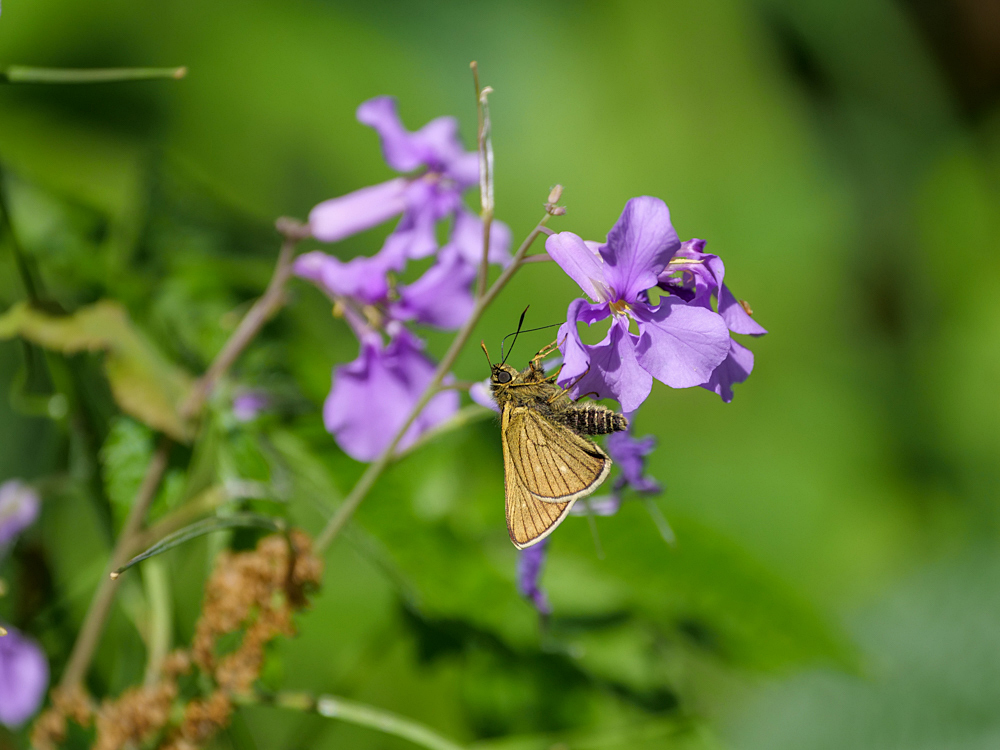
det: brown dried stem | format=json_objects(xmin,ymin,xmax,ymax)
[{"xmin": 471, "ymin": 62, "xmax": 495, "ymax": 299}]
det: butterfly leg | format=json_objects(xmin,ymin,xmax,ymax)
[{"xmin": 546, "ymin": 363, "xmax": 588, "ymax": 404}]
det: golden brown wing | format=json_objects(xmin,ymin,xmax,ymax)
[
  {"xmin": 502, "ymin": 403, "xmax": 576, "ymax": 548},
  {"xmin": 505, "ymin": 406, "xmax": 612, "ymax": 503}
]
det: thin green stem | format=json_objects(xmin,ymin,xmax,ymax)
[
  {"xmin": 59, "ymin": 436, "xmax": 171, "ymax": 690},
  {"xmin": 56, "ymin": 220, "xmax": 306, "ymax": 691},
  {"xmin": 315, "ymin": 212, "xmax": 552, "ymax": 553},
  {"xmin": 141, "ymin": 558, "xmax": 172, "ymax": 686},
  {"xmin": 237, "ymin": 691, "xmax": 466, "ymax": 750},
  {"xmin": 0, "ymin": 66, "xmax": 187, "ymax": 84}
]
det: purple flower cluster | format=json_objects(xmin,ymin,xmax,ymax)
[
  {"xmin": 516, "ymin": 538, "xmax": 552, "ymax": 616},
  {"xmin": 0, "ymin": 480, "xmax": 48, "ymax": 727},
  {"xmin": 295, "ymin": 97, "xmax": 511, "ymax": 461},
  {"xmin": 550, "ymin": 197, "xmax": 765, "ymax": 411}
]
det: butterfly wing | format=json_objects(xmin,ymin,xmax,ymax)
[
  {"xmin": 502, "ymin": 403, "xmax": 576, "ymax": 548},
  {"xmin": 504, "ymin": 405, "xmax": 612, "ymax": 503}
]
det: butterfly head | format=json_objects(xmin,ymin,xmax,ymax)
[{"xmin": 490, "ymin": 363, "xmax": 518, "ymax": 388}]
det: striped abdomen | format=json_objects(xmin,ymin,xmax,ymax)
[{"xmin": 561, "ymin": 404, "xmax": 628, "ymax": 436}]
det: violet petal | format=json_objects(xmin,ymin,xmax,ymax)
[
  {"xmin": 308, "ymin": 178, "xmax": 409, "ymax": 243},
  {"xmin": 546, "ymin": 231, "xmax": 610, "ymax": 303},
  {"xmin": 391, "ymin": 247, "xmax": 476, "ymax": 330},
  {"xmin": 0, "ymin": 480, "xmax": 39, "ymax": 550},
  {"xmin": 719, "ymin": 284, "xmax": 768, "ymax": 335},
  {"xmin": 601, "ymin": 197, "xmax": 680, "ymax": 303},
  {"xmin": 560, "ymin": 316, "xmax": 653, "ymax": 413},
  {"xmin": 555, "ymin": 298, "xmax": 611, "ymax": 387},
  {"xmin": 0, "ymin": 626, "xmax": 48, "ymax": 727},
  {"xmin": 323, "ymin": 332, "xmax": 458, "ymax": 461},
  {"xmin": 606, "ymin": 431, "xmax": 661, "ymax": 495},
  {"xmin": 469, "ymin": 379, "xmax": 499, "ymax": 412},
  {"xmin": 633, "ymin": 298, "xmax": 731, "ymax": 389},
  {"xmin": 701, "ymin": 338, "xmax": 755, "ymax": 403},
  {"xmin": 293, "ymin": 250, "xmax": 397, "ymax": 305},
  {"xmin": 449, "ymin": 209, "xmax": 512, "ymax": 267},
  {"xmin": 357, "ymin": 97, "xmax": 468, "ymax": 176},
  {"xmin": 517, "ymin": 538, "xmax": 552, "ymax": 615}
]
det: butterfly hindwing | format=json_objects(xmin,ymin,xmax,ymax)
[
  {"xmin": 504, "ymin": 406, "xmax": 611, "ymax": 503},
  {"xmin": 502, "ymin": 403, "xmax": 577, "ymax": 548}
]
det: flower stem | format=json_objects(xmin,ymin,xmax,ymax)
[
  {"xmin": 0, "ymin": 65, "xmax": 187, "ymax": 84},
  {"xmin": 236, "ymin": 691, "xmax": 466, "ymax": 750},
  {"xmin": 315, "ymin": 211, "xmax": 552, "ymax": 553},
  {"xmin": 182, "ymin": 218, "xmax": 308, "ymax": 418},
  {"xmin": 56, "ymin": 221, "xmax": 307, "ymax": 691},
  {"xmin": 471, "ymin": 61, "xmax": 495, "ymax": 299},
  {"xmin": 59, "ymin": 436, "xmax": 171, "ymax": 690}
]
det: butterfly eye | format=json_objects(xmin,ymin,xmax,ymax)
[{"xmin": 496, "ymin": 370, "xmax": 512, "ymax": 384}]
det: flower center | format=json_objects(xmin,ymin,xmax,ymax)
[{"xmin": 609, "ymin": 299, "xmax": 631, "ymax": 316}]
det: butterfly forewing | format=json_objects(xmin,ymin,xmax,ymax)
[
  {"xmin": 502, "ymin": 403, "xmax": 577, "ymax": 548},
  {"xmin": 505, "ymin": 407, "xmax": 611, "ymax": 502}
]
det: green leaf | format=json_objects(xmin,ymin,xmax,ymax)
[
  {"xmin": 0, "ymin": 300, "xmax": 194, "ymax": 441},
  {"xmin": 112, "ymin": 511, "xmax": 286, "ymax": 578},
  {"xmin": 100, "ymin": 417, "xmax": 154, "ymax": 528}
]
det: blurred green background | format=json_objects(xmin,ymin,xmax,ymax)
[{"xmin": 2, "ymin": 0, "xmax": 999, "ymax": 748}]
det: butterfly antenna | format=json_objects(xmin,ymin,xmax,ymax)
[
  {"xmin": 500, "ymin": 306, "xmax": 530, "ymax": 366},
  {"xmin": 480, "ymin": 340, "xmax": 493, "ymax": 366}
]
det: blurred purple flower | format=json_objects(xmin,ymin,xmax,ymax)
[
  {"xmin": 293, "ymin": 247, "xmax": 401, "ymax": 306},
  {"xmin": 568, "ymin": 495, "xmax": 622, "ymax": 516},
  {"xmin": 0, "ymin": 480, "xmax": 39, "ymax": 551},
  {"xmin": 232, "ymin": 391, "xmax": 269, "ymax": 423},
  {"xmin": 0, "ymin": 625, "xmax": 48, "ymax": 727},
  {"xmin": 295, "ymin": 244, "xmax": 481, "ymax": 332},
  {"xmin": 469, "ymin": 378, "xmax": 498, "ymax": 412},
  {"xmin": 568, "ymin": 425, "xmax": 660, "ymax": 518},
  {"xmin": 324, "ymin": 327, "xmax": 458, "ymax": 462},
  {"xmin": 606, "ymin": 429, "xmax": 662, "ymax": 495},
  {"xmin": 549, "ymin": 197, "xmax": 731, "ymax": 412},
  {"xmin": 517, "ymin": 537, "xmax": 552, "ymax": 615},
  {"xmin": 389, "ymin": 247, "xmax": 477, "ymax": 330},
  {"xmin": 308, "ymin": 97, "xmax": 510, "ymax": 266},
  {"xmin": 658, "ymin": 239, "xmax": 767, "ymax": 402}
]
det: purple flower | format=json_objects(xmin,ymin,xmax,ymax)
[
  {"xmin": 0, "ymin": 625, "xmax": 48, "ymax": 727},
  {"xmin": 294, "ymin": 244, "xmax": 481, "ymax": 332},
  {"xmin": 323, "ymin": 326, "xmax": 458, "ymax": 462},
  {"xmin": 308, "ymin": 97, "xmax": 509, "ymax": 266},
  {"xmin": 293, "ymin": 247, "xmax": 401, "ymax": 306},
  {"xmin": 606, "ymin": 429, "xmax": 662, "ymax": 495},
  {"xmin": 568, "ymin": 495, "xmax": 622, "ymax": 516},
  {"xmin": 549, "ymin": 197, "xmax": 731, "ymax": 412},
  {"xmin": 517, "ymin": 537, "xmax": 552, "ymax": 615},
  {"xmin": 658, "ymin": 239, "xmax": 767, "ymax": 402},
  {"xmin": 389, "ymin": 246, "xmax": 477, "ymax": 330},
  {"xmin": 0, "ymin": 480, "xmax": 39, "ymax": 551},
  {"xmin": 232, "ymin": 391, "xmax": 269, "ymax": 422},
  {"xmin": 469, "ymin": 378, "xmax": 498, "ymax": 412},
  {"xmin": 568, "ymin": 426, "xmax": 660, "ymax": 518}
]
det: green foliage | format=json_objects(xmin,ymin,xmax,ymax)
[
  {"xmin": 100, "ymin": 416, "xmax": 154, "ymax": 527},
  {"xmin": 0, "ymin": 300, "xmax": 194, "ymax": 440}
]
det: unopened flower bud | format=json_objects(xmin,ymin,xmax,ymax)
[{"xmin": 547, "ymin": 184, "xmax": 563, "ymax": 204}]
